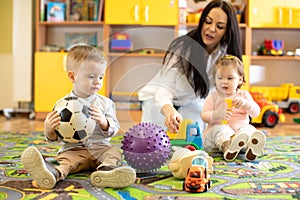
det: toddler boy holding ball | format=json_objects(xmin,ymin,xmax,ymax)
[{"xmin": 21, "ymin": 44, "xmax": 136, "ymax": 190}]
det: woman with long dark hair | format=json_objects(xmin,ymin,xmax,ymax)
[{"xmin": 138, "ymin": 0, "xmax": 242, "ymax": 132}]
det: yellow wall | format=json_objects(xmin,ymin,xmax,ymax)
[
  {"xmin": 0, "ymin": 1, "xmax": 15, "ymax": 109},
  {"xmin": 0, "ymin": 1, "xmax": 12, "ymax": 53}
]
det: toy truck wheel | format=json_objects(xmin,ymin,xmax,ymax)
[
  {"xmin": 263, "ymin": 111, "xmax": 278, "ymax": 128},
  {"xmin": 208, "ymin": 180, "xmax": 211, "ymax": 188},
  {"xmin": 288, "ymin": 102, "xmax": 300, "ymax": 114},
  {"xmin": 204, "ymin": 183, "xmax": 209, "ymax": 192}
]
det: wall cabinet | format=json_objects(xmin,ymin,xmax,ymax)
[
  {"xmin": 34, "ymin": 0, "xmax": 177, "ymax": 120},
  {"xmin": 104, "ymin": 0, "xmax": 178, "ymax": 25},
  {"xmin": 248, "ymin": 0, "xmax": 300, "ymax": 28},
  {"xmin": 248, "ymin": 0, "xmax": 300, "ymax": 88},
  {"xmin": 34, "ymin": 0, "xmax": 248, "ymax": 120},
  {"xmin": 34, "ymin": 52, "xmax": 72, "ymax": 113},
  {"xmin": 34, "ymin": 0, "xmax": 300, "ymax": 121},
  {"xmin": 35, "ymin": 52, "xmax": 106, "ymax": 114},
  {"xmin": 284, "ymin": 0, "xmax": 300, "ymax": 28}
]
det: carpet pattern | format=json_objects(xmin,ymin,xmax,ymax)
[{"xmin": 0, "ymin": 131, "xmax": 300, "ymax": 200}]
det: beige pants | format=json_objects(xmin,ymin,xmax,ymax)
[
  {"xmin": 55, "ymin": 144, "xmax": 122, "ymax": 180},
  {"xmin": 203, "ymin": 124, "xmax": 257, "ymax": 152}
]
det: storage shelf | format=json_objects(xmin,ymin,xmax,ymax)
[
  {"xmin": 251, "ymin": 56, "xmax": 300, "ymax": 61},
  {"xmin": 38, "ymin": 21, "xmax": 104, "ymax": 26},
  {"xmin": 108, "ymin": 52, "xmax": 165, "ymax": 57},
  {"xmin": 250, "ymin": 27, "xmax": 300, "ymax": 30},
  {"xmin": 34, "ymin": 0, "xmax": 300, "ymax": 117},
  {"xmin": 178, "ymin": 23, "xmax": 247, "ymax": 28}
]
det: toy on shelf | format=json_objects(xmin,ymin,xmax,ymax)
[
  {"xmin": 65, "ymin": 32, "xmax": 97, "ymax": 51},
  {"xmin": 185, "ymin": 0, "xmax": 208, "ymax": 24},
  {"xmin": 183, "ymin": 154, "xmax": 211, "ymax": 193},
  {"xmin": 53, "ymin": 97, "xmax": 96, "ymax": 143},
  {"xmin": 250, "ymin": 92, "xmax": 285, "ymax": 128},
  {"xmin": 258, "ymin": 39, "xmax": 284, "ymax": 56},
  {"xmin": 250, "ymin": 83, "xmax": 300, "ymax": 114},
  {"xmin": 47, "ymin": 2, "xmax": 66, "ymax": 22},
  {"xmin": 186, "ymin": 12, "xmax": 201, "ymax": 24},
  {"xmin": 121, "ymin": 122, "xmax": 171, "ymax": 173},
  {"xmin": 286, "ymin": 48, "xmax": 300, "ymax": 57},
  {"xmin": 296, "ymin": 48, "xmax": 300, "ymax": 56},
  {"xmin": 110, "ymin": 33, "xmax": 132, "ymax": 52},
  {"xmin": 110, "ymin": 91, "xmax": 141, "ymax": 110},
  {"xmin": 167, "ymin": 119, "xmax": 203, "ymax": 151},
  {"xmin": 293, "ymin": 118, "xmax": 300, "ymax": 124},
  {"xmin": 168, "ymin": 146, "xmax": 213, "ymax": 180}
]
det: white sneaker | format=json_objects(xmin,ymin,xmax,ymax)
[
  {"xmin": 21, "ymin": 146, "xmax": 59, "ymax": 189},
  {"xmin": 245, "ymin": 131, "xmax": 266, "ymax": 161},
  {"xmin": 91, "ymin": 166, "xmax": 136, "ymax": 188},
  {"xmin": 223, "ymin": 133, "xmax": 248, "ymax": 161}
]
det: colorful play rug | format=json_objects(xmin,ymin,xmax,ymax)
[{"xmin": 0, "ymin": 131, "xmax": 300, "ymax": 200}]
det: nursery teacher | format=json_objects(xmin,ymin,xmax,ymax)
[{"xmin": 138, "ymin": 0, "xmax": 243, "ymax": 132}]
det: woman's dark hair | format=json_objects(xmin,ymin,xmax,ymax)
[
  {"xmin": 197, "ymin": 0, "xmax": 242, "ymax": 59},
  {"xmin": 162, "ymin": 0, "xmax": 242, "ymax": 98}
]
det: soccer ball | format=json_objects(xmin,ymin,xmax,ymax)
[{"xmin": 53, "ymin": 96, "xmax": 96, "ymax": 143}]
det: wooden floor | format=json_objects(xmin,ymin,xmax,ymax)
[{"xmin": 0, "ymin": 113, "xmax": 300, "ymax": 137}]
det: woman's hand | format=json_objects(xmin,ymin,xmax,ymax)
[
  {"xmin": 165, "ymin": 112, "xmax": 182, "ymax": 133},
  {"xmin": 89, "ymin": 105, "xmax": 109, "ymax": 131},
  {"xmin": 161, "ymin": 104, "xmax": 182, "ymax": 133}
]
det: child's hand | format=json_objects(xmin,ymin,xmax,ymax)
[
  {"xmin": 212, "ymin": 101, "xmax": 233, "ymax": 122},
  {"xmin": 233, "ymin": 97, "xmax": 250, "ymax": 110},
  {"xmin": 213, "ymin": 107, "xmax": 233, "ymax": 121},
  {"xmin": 89, "ymin": 105, "xmax": 109, "ymax": 131},
  {"xmin": 44, "ymin": 111, "xmax": 61, "ymax": 140}
]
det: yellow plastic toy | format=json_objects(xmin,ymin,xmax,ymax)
[
  {"xmin": 220, "ymin": 98, "xmax": 233, "ymax": 125},
  {"xmin": 250, "ymin": 83, "xmax": 300, "ymax": 114},
  {"xmin": 250, "ymin": 92, "xmax": 285, "ymax": 128},
  {"xmin": 167, "ymin": 119, "xmax": 203, "ymax": 150}
]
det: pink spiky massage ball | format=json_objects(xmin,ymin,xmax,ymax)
[{"xmin": 121, "ymin": 122, "xmax": 171, "ymax": 173}]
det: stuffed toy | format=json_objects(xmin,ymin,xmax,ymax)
[{"xmin": 168, "ymin": 146, "xmax": 213, "ymax": 179}]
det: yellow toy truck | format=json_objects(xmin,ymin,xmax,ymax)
[
  {"xmin": 167, "ymin": 119, "xmax": 203, "ymax": 151},
  {"xmin": 250, "ymin": 83, "xmax": 300, "ymax": 114},
  {"xmin": 250, "ymin": 92, "xmax": 285, "ymax": 128}
]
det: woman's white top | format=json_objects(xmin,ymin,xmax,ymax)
[{"xmin": 138, "ymin": 45, "xmax": 227, "ymax": 109}]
